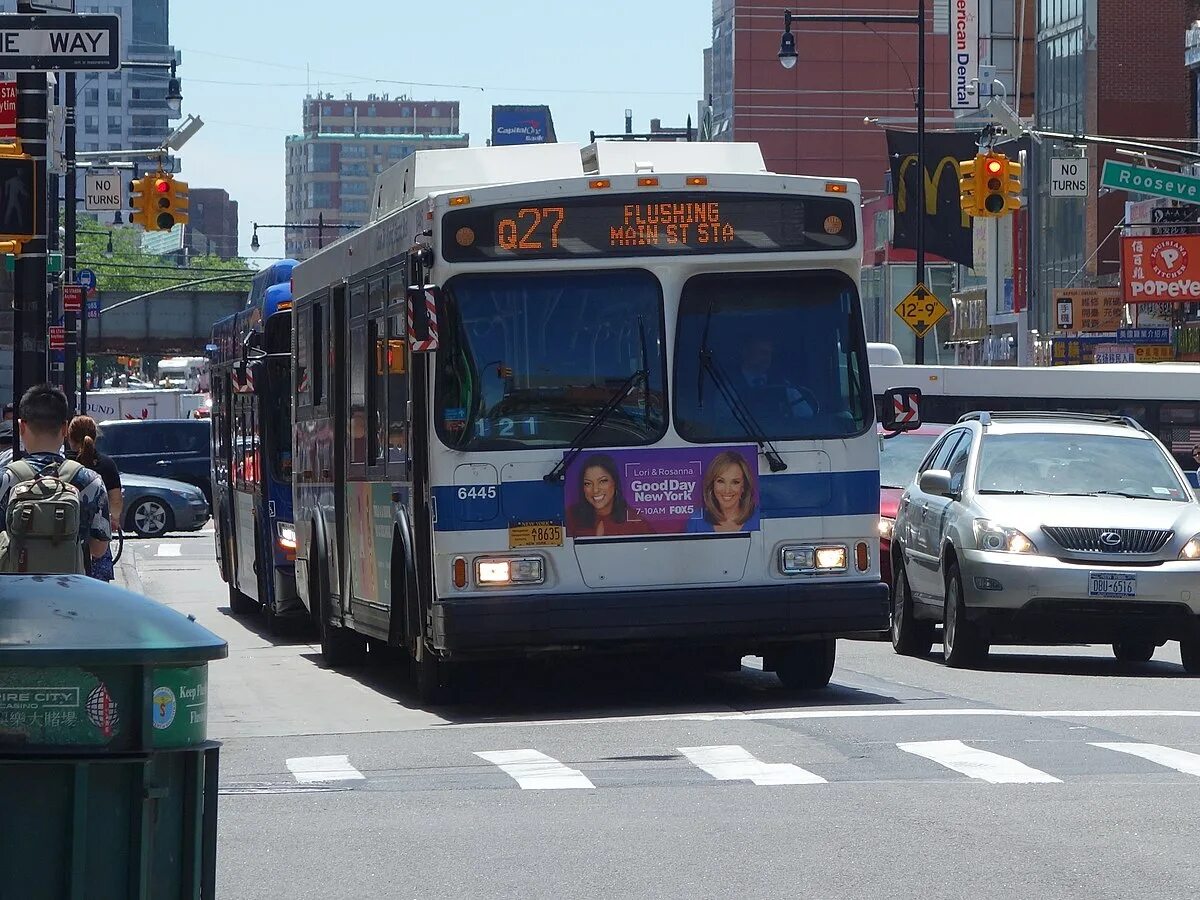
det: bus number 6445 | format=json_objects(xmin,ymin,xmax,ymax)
[{"xmin": 497, "ymin": 207, "xmax": 565, "ymax": 251}]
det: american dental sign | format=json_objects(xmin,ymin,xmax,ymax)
[{"xmin": 950, "ymin": 0, "xmax": 979, "ymax": 111}]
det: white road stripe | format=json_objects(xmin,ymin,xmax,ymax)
[
  {"xmin": 286, "ymin": 755, "xmax": 365, "ymax": 784},
  {"xmin": 474, "ymin": 749, "xmax": 594, "ymax": 789},
  {"xmin": 156, "ymin": 543, "xmax": 182, "ymax": 557},
  {"xmin": 1092, "ymin": 742, "xmax": 1200, "ymax": 777},
  {"xmin": 897, "ymin": 740, "xmax": 1062, "ymax": 784},
  {"xmin": 678, "ymin": 745, "xmax": 826, "ymax": 785}
]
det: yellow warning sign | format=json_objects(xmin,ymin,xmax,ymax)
[{"xmin": 894, "ymin": 283, "xmax": 949, "ymax": 339}]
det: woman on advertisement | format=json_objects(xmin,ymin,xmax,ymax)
[
  {"xmin": 687, "ymin": 451, "xmax": 758, "ymax": 534},
  {"xmin": 567, "ymin": 454, "xmax": 653, "ymax": 538}
]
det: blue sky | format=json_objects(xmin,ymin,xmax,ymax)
[{"xmin": 172, "ymin": 1, "xmax": 712, "ymax": 264}]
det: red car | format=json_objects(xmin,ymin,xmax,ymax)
[{"xmin": 878, "ymin": 423, "xmax": 949, "ymax": 588}]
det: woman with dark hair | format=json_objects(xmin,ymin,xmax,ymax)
[
  {"xmin": 68, "ymin": 415, "xmax": 123, "ymax": 581},
  {"xmin": 687, "ymin": 451, "xmax": 757, "ymax": 533},
  {"xmin": 567, "ymin": 454, "xmax": 652, "ymax": 537}
]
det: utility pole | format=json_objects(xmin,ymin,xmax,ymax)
[
  {"xmin": 12, "ymin": 0, "xmax": 49, "ymax": 413},
  {"xmin": 64, "ymin": 71, "xmax": 78, "ymax": 411},
  {"xmin": 913, "ymin": 0, "xmax": 927, "ymax": 365}
]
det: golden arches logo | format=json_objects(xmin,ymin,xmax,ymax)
[{"xmin": 896, "ymin": 155, "xmax": 970, "ymax": 229}]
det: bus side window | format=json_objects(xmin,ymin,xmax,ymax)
[
  {"xmin": 349, "ymin": 323, "xmax": 368, "ymax": 467},
  {"xmin": 387, "ymin": 311, "xmax": 409, "ymax": 466},
  {"xmin": 312, "ymin": 301, "xmax": 325, "ymax": 406},
  {"xmin": 368, "ymin": 316, "xmax": 387, "ymax": 467}
]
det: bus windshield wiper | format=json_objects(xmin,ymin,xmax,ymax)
[
  {"xmin": 545, "ymin": 318, "xmax": 650, "ymax": 483},
  {"xmin": 699, "ymin": 351, "xmax": 787, "ymax": 473}
]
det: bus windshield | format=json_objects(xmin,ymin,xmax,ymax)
[
  {"xmin": 673, "ymin": 270, "xmax": 872, "ymax": 442},
  {"xmin": 436, "ymin": 269, "xmax": 667, "ymax": 450}
]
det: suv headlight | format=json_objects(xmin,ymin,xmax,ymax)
[
  {"xmin": 1180, "ymin": 535, "xmax": 1200, "ymax": 560},
  {"xmin": 973, "ymin": 519, "xmax": 1037, "ymax": 554}
]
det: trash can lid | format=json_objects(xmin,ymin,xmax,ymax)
[{"xmin": 0, "ymin": 576, "xmax": 228, "ymax": 666}]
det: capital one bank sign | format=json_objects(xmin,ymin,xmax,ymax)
[{"xmin": 950, "ymin": 0, "xmax": 979, "ymax": 111}]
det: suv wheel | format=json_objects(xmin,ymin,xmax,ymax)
[
  {"xmin": 1181, "ymin": 636, "xmax": 1200, "ymax": 676},
  {"xmin": 891, "ymin": 562, "xmax": 934, "ymax": 657},
  {"xmin": 1112, "ymin": 640, "xmax": 1155, "ymax": 663},
  {"xmin": 943, "ymin": 561, "xmax": 987, "ymax": 668}
]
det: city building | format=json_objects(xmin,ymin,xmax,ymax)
[
  {"xmin": 1031, "ymin": 0, "xmax": 1198, "ymax": 340},
  {"xmin": 186, "ymin": 189, "xmax": 239, "ymax": 260},
  {"xmin": 284, "ymin": 94, "xmax": 469, "ymax": 258}
]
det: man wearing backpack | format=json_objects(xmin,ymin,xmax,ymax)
[{"xmin": 0, "ymin": 385, "xmax": 110, "ymax": 574}]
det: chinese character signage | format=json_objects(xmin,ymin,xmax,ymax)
[
  {"xmin": 1121, "ymin": 234, "xmax": 1200, "ymax": 302},
  {"xmin": 1053, "ymin": 288, "xmax": 1124, "ymax": 332}
]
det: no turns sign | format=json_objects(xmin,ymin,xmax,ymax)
[{"xmin": 84, "ymin": 173, "xmax": 120, "ymax": 211}]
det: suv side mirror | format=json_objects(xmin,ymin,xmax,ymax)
[
  {"xmin": 919, "ymin": 468, "xmax": 954, "ymax": 498},
  {"xmin": 881, "ymin": 386, "xmax": 922, "ymax": 433}
]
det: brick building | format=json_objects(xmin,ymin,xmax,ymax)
[{"xmin": 185, "ymin": 189, "xmax": 239, "ymax": 260}]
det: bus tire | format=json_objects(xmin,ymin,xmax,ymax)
[
  {"xmin": 1178, "ymin": 635, "xmax": 1199, "ymax": 675},
  {"xmin": 315, "ymin": 557, "xmax": 367, "ymax": 667},
  {"xmin": 774, "ymin": 638, "xmax": 836, "ymax": 690},
  {"xmin": 228, "ymin": 584, "xmax": 258, "ymax": 616}
]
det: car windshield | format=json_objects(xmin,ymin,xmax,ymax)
[
  {"xmin": 880, "ymin": 431, "xmax": 942, "ymax": 489},
  {"xmin": 435, "ymin": 270, "xmax": 666, "ymax": 450},
  {"xmin": 976, "ymin": 432, "xmax": 1190, "ymax": 501},
  {"xmin": 673, "ymin": 270, "xmax": 872, "ymax": 442}
]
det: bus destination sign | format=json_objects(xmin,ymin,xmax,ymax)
[{"xmin": 442, "ymin": 192, "xmax": 857, "ymax": 262}]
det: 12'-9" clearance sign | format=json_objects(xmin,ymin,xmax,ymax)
[{"xmin": 1121, "ymin": 235, "xmax": 1200, "ymax": 302}]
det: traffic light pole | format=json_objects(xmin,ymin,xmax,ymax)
[
  {"xmin": 64, "ymin": 71, "xmax": 79, "ymax": 413},
  {"xmin": 12, "ymin": 65, "xmax": 48, "ymax": 417}
]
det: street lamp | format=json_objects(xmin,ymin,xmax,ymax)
[
  {"xmin": 251, "ymin": 214, "xmax": 356, "ymax": 253},
  {"xmin": 778, "ymin": 5, "xmax": 929, "ymax": 363},
  {"xmin": 165, "ymin": 61, "xmax": 182, "ymax": 117}
]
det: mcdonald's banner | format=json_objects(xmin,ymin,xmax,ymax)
[{"xmin": 886, "ymin": 130, "xmax": 977, "ymax": 268}]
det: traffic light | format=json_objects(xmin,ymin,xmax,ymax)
[
  {"xmin": 128, "ymin": 174, "xmax": 153, "ymax": 229},
  {"xmin": 981, "ymin": 154, "xmax": 1007, "ymax": 216},
  {"xmin": 1003, "ymin": 157, "xmax": 1023, "ymax": 213},
  {"xmin": 958, "ymin": 156, "xmax": 980, "ymax": 218},
  {"xmin": 128, "ymin": 171, "xmax": 189, "ymax": 232}
]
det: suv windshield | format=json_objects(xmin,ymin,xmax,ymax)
[
  {"xmin": 977, "ymin": 432, "xmax": 1190, "ymax": 500},
  {"xmin": 435, "ymin": 270, "xmax": 666, "ymax": 450},
  {"xmin": 673, "ymin": 271, "xmax": 872, "ymax": 442},
  {"xmin": 880, "ymin": 431, "xmax": 942, "ymax": 489}
]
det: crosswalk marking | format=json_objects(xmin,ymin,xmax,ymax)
[
  {"xmin": 156, "ymin": 543, "xmax": 181, "ymax": 557},
  {"xmin": 474, "ymin": 749, "xmax": 595, "ymax": 789},
  {"xmin": 897, "ymin": 740, "xmax": 1062, "ymax": 784},
  {"xmin": 286, "ymin": 755, "xmax": 365, "ymax": 784},
  {"xmin": 678, "ymin": 745, "xmax": 826, "ymax": 785},
  {"xmin": 1092, "ymin": 742, "xmax": 1200, "ymax": 777}
]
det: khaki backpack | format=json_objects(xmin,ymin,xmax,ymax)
[{"xmin": 0, "ymin": 459, "xmax": 87, "ymax": 574}]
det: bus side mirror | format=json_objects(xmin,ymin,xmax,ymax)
[
  {"xmin": 881, "ymin": 386, "xmax": 922, "ymax": 433},
  {"xmin": 406, "ymin": 284, "xmax": 440, "ymax": 353}
]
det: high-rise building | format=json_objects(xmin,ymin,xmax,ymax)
[
  {"xmin": 186, "ymin": 188, "xmax": 239, "ymax": 260},
  {"xmin": 284, "ymin": 94, "xmax": 469, "ymax": 258}
]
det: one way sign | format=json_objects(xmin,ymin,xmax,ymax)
[{"xmin": 0, "ymin": 15, "xmax": 119, "ymax": 71}]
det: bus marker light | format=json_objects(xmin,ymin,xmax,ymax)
[
  {"xmin": 855, "ymin": 542, "xmax": 870, "ymax": 572},
  {"xmin": 276, "ymin": 522, "xmax": 297, "ymax": 551},
  {"xmin": 686, "ymin": 176, "xmax": 708, "ymax": 186},
  {"xmin": 638, "ymin": 177, "xmax": 660, "ymax": 187},
  {"xmin": 825, "ymin": 183, "xmax": 848, "ymax": 193},
  {"xmin": 589, "ymin": 179, "xmax": 611, "ymax": 190},
  {"xmin": 449, "ymin": 194, "xmax": 471, "ymax": 206},
  {"xmin": 453, "ymin": 557, "xmax": 468, "ymax": 589}
]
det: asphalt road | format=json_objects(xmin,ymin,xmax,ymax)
[{"xmin": 119, "ymin": 532, "xmax": 1200, "ymax": 900}]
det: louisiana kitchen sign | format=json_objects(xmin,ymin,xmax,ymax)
[{"xmin": 1121, "ymin": 235, "xmax": 1200, "ymax": 302}]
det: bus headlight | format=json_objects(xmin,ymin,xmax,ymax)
[
  {"xmin": 276, "ymin": 522, "xmax": 297, "ymax": 550},
  {"xmin": 475, "ymin": 556, "xmax": 544, "ymax": 586},
  {"xmin": 780, "ymin": 545, "xmax": 848, "ymax": 575},
  {"xmin": 878, "ymin": 517, "xmax": 895, "ymax": 540}
]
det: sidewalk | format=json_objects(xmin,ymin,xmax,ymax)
[{"xmin": 114, "ymin": 554, "xmax": 144, "ymax": 595}]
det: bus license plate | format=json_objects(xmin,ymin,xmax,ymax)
[
  {"xmin": 509, "ymin": 522, "xmax": 563, "ymax": 549},
  {"xmin": 1089, "ymin": 573, "xmax": 1136, "ymax": 598}
]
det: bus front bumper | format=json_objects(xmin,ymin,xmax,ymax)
[{"xmin": 430, "ymin": 581, "xmax": 888, "ymax": 654}]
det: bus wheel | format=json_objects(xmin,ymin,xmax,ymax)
[
  {"xmin": 773, "ymin": 639, "xmax": 836, "ymax": 690},
  {"xmin": 315, "ymin": 560, "xmax": 367, "ymax": 667},
  {"xmin": 228, "ymin": 584, "xmax": 258, "ymax": 616}
]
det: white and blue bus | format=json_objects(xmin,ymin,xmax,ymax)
[{"xmin": 290, "ymin": 141, "xmax": 908, "ymax": 702}]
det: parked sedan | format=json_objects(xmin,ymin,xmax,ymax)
[
  {"xmin": 890, "ymin": 410, "xmax": 1200, "ymax": 673},
  {"xmin": 878, "ymin": 423, "xmax": 949, "ymax": 589},
  {"xmin": 122, "ymin": 473, "xmax": 210, "ymax": 538}
]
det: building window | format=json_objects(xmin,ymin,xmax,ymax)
[
  {"xmin": 107, "ymin": 88, "xmax": 122, "ymax": 106},
  {"xmin": 401, "ymin": 106, "xmax": 411, "ymax": 118},
  {"xmin": 107, "ymin": 115, "xmax": 122, "ymax": 133},
  {"xmin": 84, "ymin": 115, "xmax": 99, "ymax": 134},
  {"xmin": 430, "ymin": 106, "xmax": 439, "ymax": 117},
  {"xmin": 84, "ymin": 88, "xmax": 99, "ymax": 105}
]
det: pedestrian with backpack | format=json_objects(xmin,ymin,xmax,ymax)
[
  {"xmin": 0, "ymin": 385, "xmax": 110, "ymax": 575},
  {"xmin": 67, "ymin": 415, "xmax": 122, "ymax": 581}
]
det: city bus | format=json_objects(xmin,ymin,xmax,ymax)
[
  {"xmin": 871, "ymin": 358, "xmax": 1200, "ymax": 476},
  {"xmin": 210, "ymin": 259, "xmax": 302, "ymax": 632},
  {"xmin": 291, "ymin": 141, "xmax": 910, "ymax": 702}
]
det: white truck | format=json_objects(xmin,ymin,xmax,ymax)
[{"xmin": 86, "ymin": 389, "xmax": 208, "ymax": 421}]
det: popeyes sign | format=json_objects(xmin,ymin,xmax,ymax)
[{"xmin": 1122, "ymin": 235, "xmax": 1200, "ymax": 302}]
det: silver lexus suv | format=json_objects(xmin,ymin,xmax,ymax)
[{"xmin": 890, "ymin": 411, "xmax": 1200, "ymax": 673}]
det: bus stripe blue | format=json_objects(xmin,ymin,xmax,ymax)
[{"xmin": 433, "ymin": 469, "xmax": 880, "ymax": 532}]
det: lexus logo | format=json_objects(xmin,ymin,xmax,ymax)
[{"xmin": 1099, "ymin": 532, "xmax": 1123, "ymax": 547}]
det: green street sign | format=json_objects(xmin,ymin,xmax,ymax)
[
  {"xmin": 47, "ymin": 252, "xmax": 62, "ymax": 274},
  {"xmin": 1100, "ymin": 160, "xmax": 1200, "ymax": 204}
]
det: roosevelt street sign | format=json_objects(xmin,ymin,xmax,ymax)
[{"xmin": 1101, "ymin": 160, "xmax": 1200, "ymax": 206}]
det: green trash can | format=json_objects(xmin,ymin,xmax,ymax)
[{"xmin": 0, "ymin": 575, "xmax": 227, "ymax": 900}]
